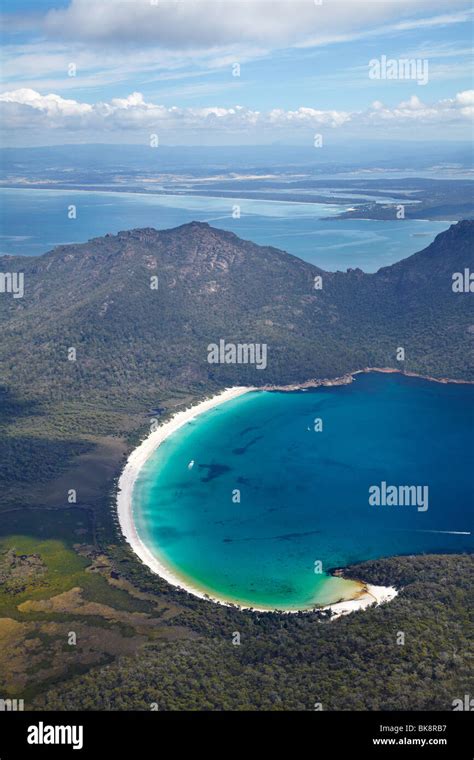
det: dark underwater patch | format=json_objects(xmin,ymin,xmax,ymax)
[{"xmin": 198, "ymin": 463, "xmax": 232, "ymax": 482}]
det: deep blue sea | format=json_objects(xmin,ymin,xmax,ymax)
[
  {"xmin": 133, "ymin": 373, "xmax": 473, "ymax": 610},
  {"xmin": 0, "ymin": 188, "xmax": 450, "ymax": 272}
]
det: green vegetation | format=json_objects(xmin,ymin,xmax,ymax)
[
  {"xmin": 37, "ymin": 554, "xmax": 473, "ymax": 711},
  {"xmin": 0, "ymin": 536, "xmax": 147, "ymax": 618}
]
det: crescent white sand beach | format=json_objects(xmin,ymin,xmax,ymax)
[{"xmin": 117, "ymin": 385, "xmax": 398, "ymax": 618}]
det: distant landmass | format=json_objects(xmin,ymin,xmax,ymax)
[{"xmin": 1, "ymin": 145, "xmax": 473, "ymax": 221}]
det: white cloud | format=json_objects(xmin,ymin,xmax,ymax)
[
  {"xmin": 455, "ymin": 89, "xmax": 474, "ymax": 106},
  {"xmin": 0, "ymin": 88, "xmax": 472, "ymax": 138},
  {"xmin": 365, "ymin": 90, "xmax": 474, "ymax": 123},
  {"xmin": 268, "ymin": 106, "xmax": 351, "ymax": 127},
  {"xmin": 391, "ymin": 9, "xmax": 472, "ymax": 31},
  {"xmin": 41, "ymin": 0, "xmax": 469, "ymax": 48},
  {"xmin": 397, "ymin": 95, "xmax": 424, "ymax": 110},
  {"xmin": 2, "ymin": 1, "xmax": 471, "ymax": 99},
  {"xmin": 0, "ymin": 39, "xmax": 244, "ymax": 91},
  {"xmin": 297, "ymin": 8, "xmax": 473, "ymax": 49},
  {"xmin": 0, "ymin": 88, "xmax": 92, "ymax": 116}
]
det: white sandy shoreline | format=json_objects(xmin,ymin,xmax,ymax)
[{"xmin": 117, "ymin": 385, "xmax": 398, "ymax": 618}]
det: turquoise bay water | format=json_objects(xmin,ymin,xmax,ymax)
[
  {"xmin": 0, "ymin": 188, "xmax": 449, "ymax": 271},
  {"xmin": 133, "ymin": 374, "xmax": 473, "ymax": 611}
]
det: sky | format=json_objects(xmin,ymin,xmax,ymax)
[{"xmin": 0, "ymin": 0, "xmax": 473, "ymax": 146}]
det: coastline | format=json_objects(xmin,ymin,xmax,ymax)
[
  {"xmin": 321, "ymin": 582, "xmax": 397, "ymax": 620},
  {"xmin": 0, "ymin": 187, "xmax": 456, "ymax": 225},
  {"xmin": 260, "ymin": 366, "xmax": 474, "ymax": 392},
  {"xmin": 117, "ymin": 386, "xmax": 255, "ymax": 608},
  {"xmin": 116, "ymin": 384, "xmax": 398, "ymax": 618}
]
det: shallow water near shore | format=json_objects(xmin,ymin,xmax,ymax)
[{"xmin": 132, "ymin": 373, "xmax": 473, "ymax": 610}]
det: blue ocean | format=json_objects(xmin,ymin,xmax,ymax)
[{"xmin": 133, "ymin": 373, "xmax": 473, "ymax": 610}]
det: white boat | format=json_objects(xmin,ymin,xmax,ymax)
[{"xmin": 187, "ymin": 460, "xmax": 195, "ymax": 470}]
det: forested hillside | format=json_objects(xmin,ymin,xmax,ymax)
[
  {"xmin": 36, "ymin": 553, "xmax": 473, "ymax": 711},
  {"xmin": 1, "ymin": 220, "xmax": 472, "ymax": 411}
]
